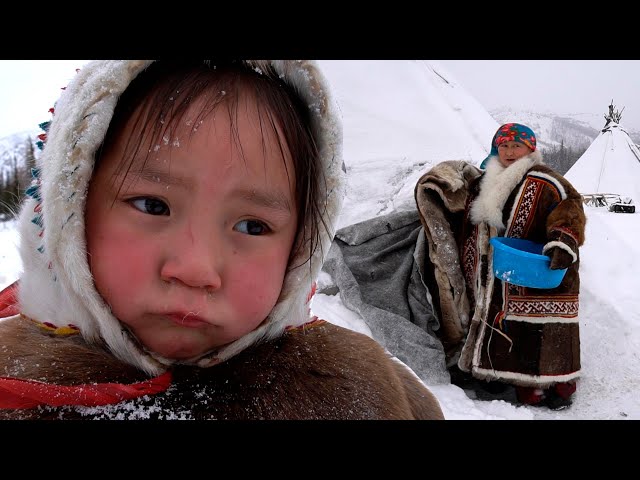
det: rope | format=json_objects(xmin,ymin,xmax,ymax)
[
  {"xmin": 595, "ymin": 130, "xmax": 612, "ymax": 192},
  {"xmin": 483, "ymin": 310, "xmax": 513, "ymax": 377}
]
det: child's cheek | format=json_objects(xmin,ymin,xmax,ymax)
[
  {"xmin": 228, "ymin": 257, "xmax": 286, "ymax": 321},
  {"xmin": 90, "ymin": 229, "xmax": 154, "ymax": 303}
]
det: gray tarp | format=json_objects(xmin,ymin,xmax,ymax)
[{"xmin": 321, "ymin": 209, "xmax": 450, "ymax": 386}]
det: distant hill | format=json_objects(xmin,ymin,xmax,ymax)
[
  {"xmin": 0, "ymin": 129, "xmax": 40, "ymax": 168},
  {"xmin": 489, "ymin": 108, "xmax": 640, "ymax": 174},
  {"xmin": 1, "ymin": 130, "xmax": 40, "ymax": 179},
  {"xmin": 0, "ymin": 130, "xmax": 40, "ymax": 220},
  {"xmin": 491, "ymin": 108, "xmax": 640, "ymax": 148}
]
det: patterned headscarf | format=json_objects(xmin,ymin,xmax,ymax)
[{"xmin": 480, "ymin": 123, "xmax": 537, "ymax": 169}]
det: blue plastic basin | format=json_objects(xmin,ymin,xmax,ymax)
[{"xmin": 489, "ymin": 237, "xmax": 567, "ymax": 289}]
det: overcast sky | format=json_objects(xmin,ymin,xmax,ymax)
[
  {"xmin": 438, "ymin": 60, "xmax": 640, "ymax": 131},
  {"xmin": 0, "ymin": 60, "xmax": 90, "ymax": 138},
  {"xmin": 1, "ymin": 60, "xmax": 640, "ymax": 138}
]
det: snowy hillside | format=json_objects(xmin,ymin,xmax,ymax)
[
  {"xmin": 0, "ymin": 130, "xmax": 39, "ymax": 177},
  {"xmin": 318, "ymin": 60, "xmax": 499, "ymax": 228}
]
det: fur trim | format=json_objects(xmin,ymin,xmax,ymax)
[
  {"xmin": 17, "ymin": 60, "xmax": 345, "ymax": 375},
  {"xmin": 542, "ymin": 240, "xmax": 577, "ymax": 263},
  {"xmin": 414, "ymin": 160, "xmax": 480, "ymax": 359},
  {"xmin": 471, "ymin": 366, "xmax": 581, "ymax": 389},
  {"xmin": 469, "ymin": 151, "xmax": 542, "ymax": 231},
  {"xmin": 526, "ymin": 171, "xmax": 567, "ymax": 200},
  {"xmin": 0, "ymin": 318, "xmax": 444, "ymax": 419}
]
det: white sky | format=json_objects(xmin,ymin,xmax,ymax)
[
  {"xmin": 3, "ymin": 60, "xmax": 639, "ymax": 138},
  {"xmin": 439, "ymin": 60, "xmax": 640, "ymax": 132},
  {"xmin": 0, "ymin": 60, "xmax": 90, "ymax": 138},
  {"xmin": 1, "ymin": 60, "xmax": 638, "ymax": 420}
]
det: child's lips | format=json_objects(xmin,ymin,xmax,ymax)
[{"xmin": 166, "ymin": 312, "xmax": 210, "ymax": 328}]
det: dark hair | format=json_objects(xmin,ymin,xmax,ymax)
[{"xmin": 95, "ymin": 60, "xmax": 327, "ymax": 268}]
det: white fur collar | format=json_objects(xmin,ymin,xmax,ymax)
[{"xmin": 469, "ymin": 151, "xmax": 543, "ymax": 231}]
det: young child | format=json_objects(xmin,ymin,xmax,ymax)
[
  {"xmin": 0, "ymin": 60, "xmax": 444, "ymax": 420},
  {"xmin": 415, "ymin": 123, "xmax": 585, "ymax": 410}
]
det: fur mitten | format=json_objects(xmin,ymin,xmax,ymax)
[{"xmin": 546, "ymin": 246, "xmax": 574, "ymax": 270}]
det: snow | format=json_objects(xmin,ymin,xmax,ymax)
[
  {"xmin": 1, "ymin": 60, "xmax": 638, "ymax": 420},
  {"xmin": 0, "ymin": 220, "xmax": 20, "ymax": 291}
]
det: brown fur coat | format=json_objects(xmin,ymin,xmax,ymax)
[
  {"xmin": 415, "ymin": 154, "xmax": 585, "ymax": 389},
  {"xmin": 0, "ymin": 314, "xmax": 444, "ymax": 420}
]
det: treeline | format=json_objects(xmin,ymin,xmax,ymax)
[
  {"xmin": 541, "ymin": 141, "xmax": 587, "ymax": 175},
  {"xmin": 0, "ymin": 137, "xmax": 37, "ymax": 221}
]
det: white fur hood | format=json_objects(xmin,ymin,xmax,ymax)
[{"xmin": 16, "ymin": 60, "xmax": 345, "ymax": 375}]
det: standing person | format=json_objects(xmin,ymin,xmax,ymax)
[
  {"xmin": 416, "ymin": 123, "xmax": 585, "ymax": 410},
  {"xmin": 0, "ymin": 60, "xmax": 444, "ymax": 420}
]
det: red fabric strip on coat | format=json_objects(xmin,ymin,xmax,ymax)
[{"xmin": 0, "ymin": 371, "xmax": 172, "ymax": 409}]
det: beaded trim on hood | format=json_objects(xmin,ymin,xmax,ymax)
[{"xmin": 16, "ymin": 60, "xmax": 345, "ymax": 375}]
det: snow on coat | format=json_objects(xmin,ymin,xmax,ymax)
[{"xmin": 416, "ymin": 152, "xmax": 586, "ymax": 388}]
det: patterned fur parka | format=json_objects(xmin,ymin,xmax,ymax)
[{"xmin": 416, "ymin": 151, "xmax": 586, "ymax": 389}]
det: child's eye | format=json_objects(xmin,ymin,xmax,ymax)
[
  {"xmin": 234, "ymin": 219, "xmax": 270, "ymax": 236},
  {"xmin": 128, "ymin": 197, "xmax": 170, "ymax": 216}
]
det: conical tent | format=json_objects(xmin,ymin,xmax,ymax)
[{"xmin": 565, "ymin": 103, "xmax": 640, "ymax": 206}]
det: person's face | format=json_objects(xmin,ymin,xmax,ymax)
[
  {"xmin": 497, "ymin": 140, "xmax": 532, "ymax": 168},
  {"xmin": 85, "ymin": 92, "xmax": 298, "ymax": 360}
]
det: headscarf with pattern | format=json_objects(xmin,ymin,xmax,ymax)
[{"xmin": 480, "ymin": 123, "xmax": 537, "ymax": 169}]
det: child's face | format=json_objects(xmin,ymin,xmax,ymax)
[
  {"xmin": 85, "ymin": 94, "xmax": 298, "ymax": 361},
  {"xmin": 497, "ymin": 140, "xmax": 532, "ymax": 168}
]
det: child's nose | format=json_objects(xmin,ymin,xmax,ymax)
[{"xmin": 160, "ymin": 224, "xmax": 222, "ymax": 291}]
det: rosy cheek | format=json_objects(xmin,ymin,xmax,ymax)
[
  {"xmin": 89, "ymin": 228, "xmax": 152, "ymax": 302},
  {"xmin": 228, "ymin": 258, "xmax": 286, "ymax": 318}
]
